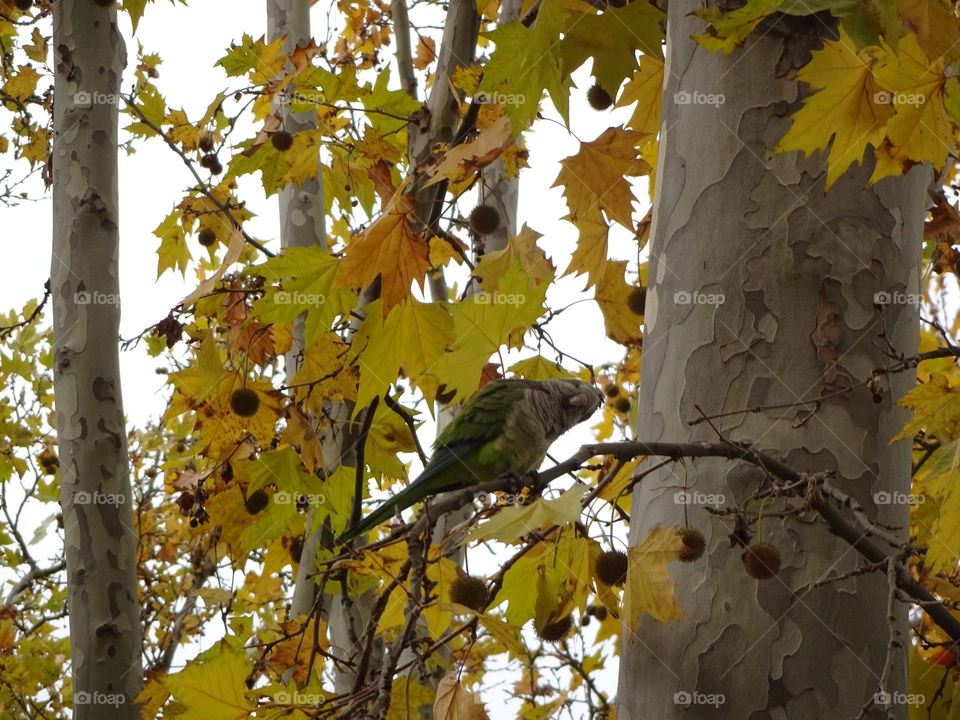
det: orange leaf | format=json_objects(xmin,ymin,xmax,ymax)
[
  {"xmin": 553, "ymin": 126, "xmax": 647, "ymax": 230},
  {"xmin": 336, "ymin": 194, "xmax": 430, "ymax": 311}
]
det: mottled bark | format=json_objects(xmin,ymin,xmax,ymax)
[
  {"xmin": 617, "ymin": 5, "xmax": 925, "ymax": 719},
  {"xmin": 51, "ymin": 3, "xmax": 141, "ymax": 718}
]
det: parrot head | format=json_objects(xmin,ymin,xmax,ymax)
[{"xmin": 533, "ymin": 378, "xmax": 604, "ymax": 439}]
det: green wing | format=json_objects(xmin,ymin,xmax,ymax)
[
  {"xmin": 435, "ymin": 380, "xmax": 531, "ymax": 448},
  {"xmin": 338, "ymin": 380, "xmax": 530, "ymax": 543}
]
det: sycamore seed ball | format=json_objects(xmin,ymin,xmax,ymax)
[
  {"xmin": 15, "ymin": 0, "xmax": 32, "ymax": 9},
  {"xmin": 586, "ymin": 604, "xmax": 608, "ymax": 621},
  {"xmin": 289, "ymin": 536, "xmax": 304, "ymax": 564},
  {"xmin": 614, "ymin": 397, "xmax": 631, "ymax": 414},
  {"xmin": 449, "ymin": 575, "xmax": 489, "ymax": 612},
  {"xmin": 678, "ymin": 527, "xmax": 706, "ymax": 562},
  {"xmin": 587, "ymin": 84, "xmax": 613, "ymax": 111},
  {"xmin": 605, "ymin": 384, "xmax": 620, "ymax": 398},
  {"xmin": 742, "ymin": 542, "xmax": 782, "ymax": 580},
  {"xmin": 200, "ymin": 153, "xmax": 223, "ymax": 175},
  {"xmin": 469, "ymin": 204, "xmax": 501, "ymax": 235},
  {"xmin": 627, "ymin": 286, "xmax": 646, "ymax": 316},
  {"xmin": 230, "ymin": 388, "xmax": 260, "ymax": 417},
  {"xmin": 198, "ymin": 228, "xmax": 216, "ymax": 247},
  {"xmin": 537, "ymin": 614, "xmax": 573, "ymax": 642},
  {"xmin": 199, "ymin": 133, "xmax": 215, "ymax": 153},
  {"xmin": 245, "ymin": 488, "xmax": 269, "ymax": 514},
  {"xmin": 271, "ymin": 130, "xmax": 294, "ymax": 151},
  {"xmin": 595, "ymin": 550, "xmax": 628, "ymax": 587}
]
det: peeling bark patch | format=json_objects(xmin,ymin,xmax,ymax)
[
  {"xmin": 97, "ymin": 417, "xmax": 121, "ymax": 447},
  {"xmin": 92, "ymin": 376, "xmax": 115, "ymax": 401}
]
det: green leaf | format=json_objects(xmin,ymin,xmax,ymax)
[
  {"xmin": 561, "ymin": 1, "xmax": 664, "ymax": 96},
  {"xmin": 251, "ymin": 246, "xmax": 355, "ymax": 347},
  {"xmin": 478, "ymin": 0, "xmax": 573, "ymax": 132}
]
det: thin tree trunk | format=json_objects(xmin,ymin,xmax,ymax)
[
  {"xmin": 51, "ymin": 3, "xmax": 141, "ymax": 718},
  {"xmin": 264, "ymin": 0, "xmax": 371, "ymax": 691},
  {"xmin": 617, "ymin": 5, "xmax": 926, "ymax": 719}
]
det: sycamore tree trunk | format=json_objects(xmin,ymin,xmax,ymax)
[
  {"xmin": 617, "ymin": 5, "xmax": 926, "ymax": 719},
  {"xmin": 51, "ymin": 3, "xmax": 141, "ymax": 719},
  {"xmin": 266, "ymin": 0, "xmax": 354, "ymax": 689}
]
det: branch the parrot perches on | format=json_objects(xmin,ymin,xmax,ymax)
[{"xmin": 338, "ymin": 378, "xmax": 604, "ymax": 544}]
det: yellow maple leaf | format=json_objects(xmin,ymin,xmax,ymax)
[
  {"xmin": 23, "ymin": 28, "xmax": 47, "ymax": 63},
  {"xmin": 623, "ymin": 525, "xmax": 684, "ymax": 629},
  {"xmin": 20, "ymin": 126, "xmax": 47, "ymax": 166},
  {"xmin": 336, "ymin": 193, "xmax": 431, "ymax": 310},
  {"xmin": 429, "ymin": 235, "xmax": 468, "ymax": 268},
  {"xmin": 434, "ymin": 675, "xmax": 490, "ymax": 720},
  {"xmin": 378, "ymin": 547, "xmax": 460, "ymax": 638},
  {"xmin": 201, "ymin": 485, "xmax": 257, "ymax": 557},
  {"xmin": 194, "ymin": 376, "xmax": 282, "ymax": 461},
  {"xmin": 506, "ymin": 355, "xmax": 574, "ymax": 381},
  {"xmin": 351, "ymin": 298, "xmax": 454, "ymax": 412},
  {"xmin": 775, "ymin": 28, "xmax": 893, "ymax": 189},
  {"xmin": 3, "ymin": 65, "xmax": 41, "ymax": 102},
  {"xmin": 564, "ymin": 206, "xmax": 609, "ymax": 289},
  {"xmin": 873, "ymin": 33, "xmax": 952, "ymax": 172},
  {"xmin": 134, "ymin": 678, "xmax": 170, "ymax": 720},
  {"xmin": 366, "ymin": 403, "xmax": 418, "ymax": 480},
  {"xmin": 595, "ymin": 260, "xmax": 642, "ymax": 346},
  {"xmin": 466, "ymin": 485, "xmax": 587, "ymax": 545},
  {"xmin": 897, "ymin": 0, "xmax": 960, "ymax": 65},
  {"xmin": 429, "ymin": 262, "xmax": 550, "ymax": 401},
  {"xmin": 473, "ymin": 224, "xmax": 554, "ymax": 291},
  {"xmin": 919, "ymin": 468, "xmax": 960, "ymax": 572},
  {"xmin": 166, "ymin": 109, "xmax": 204, "ymax": 151},
  {"xmin": 494, "ymin": 543, "xmax": 547, "ymax": 626},
  {"xmin": 616, "ymin": 55, "xmax": 664, "ymax": 137},
  {"xmin": 162, "ymin": 642, "xmax": 254, "ymax": 719},
  {"xmin": 291, "ymin": 333, "xmax": 358, "ymax": 416},
  {"xmin": 553, "ymin": 126, "xmax": 647, "ymax": 230},
  {"xmin": 388, "ymin": 678, "xmax": 436, "ymax": 720}
]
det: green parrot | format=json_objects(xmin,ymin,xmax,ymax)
[{"xmin": 338, "ymin": 378, "xmax": 604, "ymax": 544}]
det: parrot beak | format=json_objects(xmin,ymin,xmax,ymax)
[{"xmin": 566, "ymin": 392, "xmax": 591, "ymax": 408}]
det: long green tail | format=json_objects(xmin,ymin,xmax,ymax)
[
  {"xmin": 338, "ymin": 442, "xmax": 484, "ymax": 544},
  {"xmin": 338, "ymin": 485, "xmax": 418, "ymax": 544}
]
